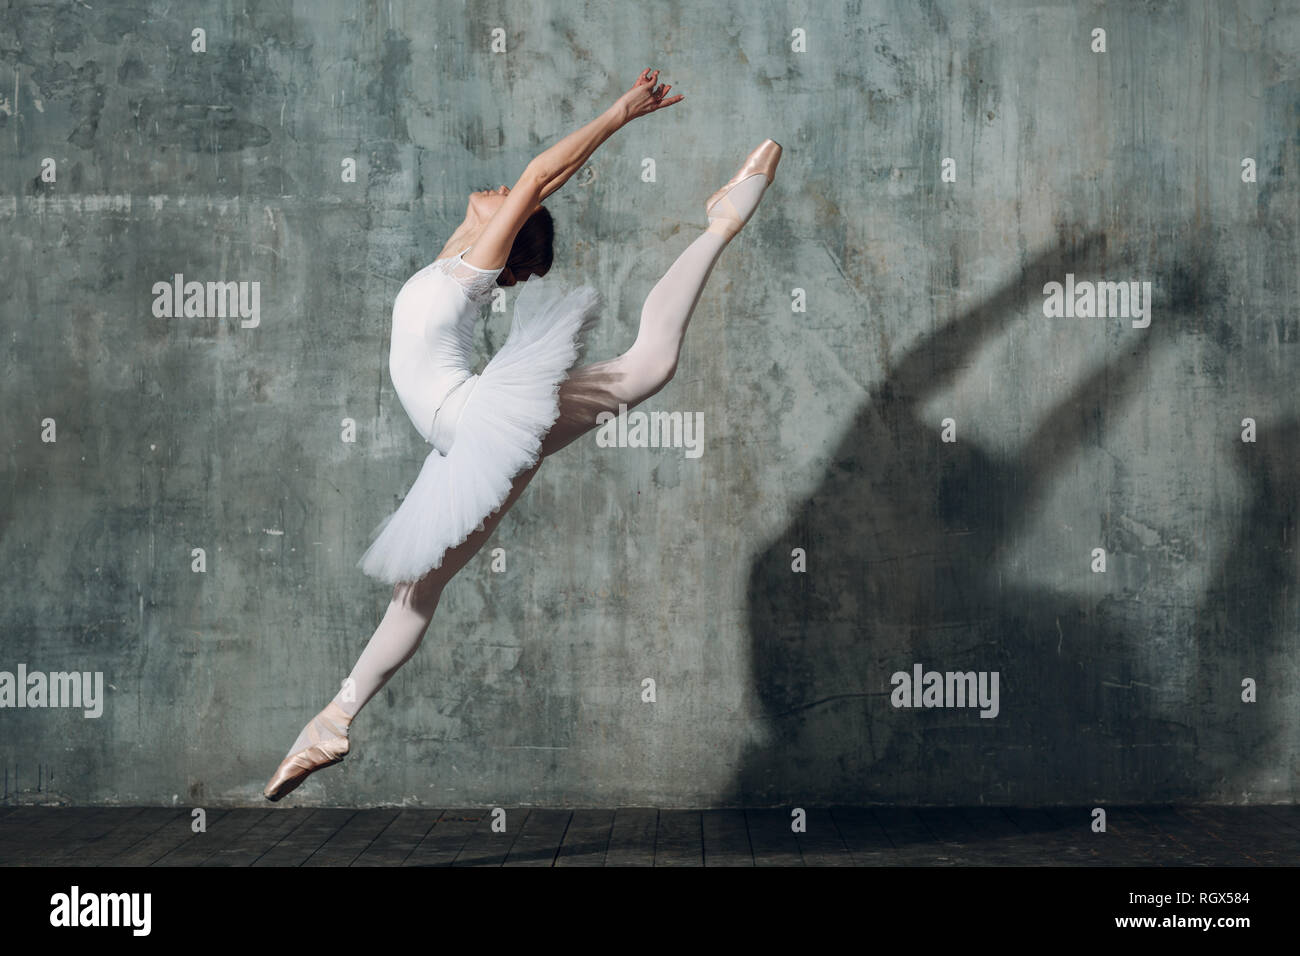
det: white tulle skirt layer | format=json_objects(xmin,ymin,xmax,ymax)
[{"xmin": 357, "ymin": 276, "xmax": 602, "ymax": 584}]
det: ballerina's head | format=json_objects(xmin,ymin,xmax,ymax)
[{"xmin": 467, "ymin": 185, "xmax": 554, "ymax": 286}]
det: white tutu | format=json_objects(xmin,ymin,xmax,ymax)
[{"xmin": 356, "ymin": 275, "xmax": 602, "ymax": 584}]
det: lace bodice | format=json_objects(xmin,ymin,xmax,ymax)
[
  {"xmin": 387, "ymin": 247, "xmax": 504, "ymax": 451},
  {"xmin": 432, "ymin": 247, "xmax": 504, "ymax": 305}
]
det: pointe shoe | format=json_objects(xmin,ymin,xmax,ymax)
[
  {"xmin": 705, "ymin": 138, "xmax": 783, "ymax": 240},
  {"xmin": 263, "ymin": 702, "xmax": 352, "ymax": 802}
]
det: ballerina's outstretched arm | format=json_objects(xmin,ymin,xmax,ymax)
[{"xmin": 463, "ymin": 68, "xmax": 683, "ymax": 274}]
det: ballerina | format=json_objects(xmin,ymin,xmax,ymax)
[{"xmin": 264, "ymin": 68, "xmax": 780, "ymax": 800}]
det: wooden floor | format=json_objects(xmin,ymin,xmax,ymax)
[{"xmin": 1, "ymin": 805, "xmax": 1297, "ymax": 866}]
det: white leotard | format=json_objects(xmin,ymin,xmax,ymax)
[
  {"xmin": 359, "ymin": 246, "xmax": 603, "ymax": 584},
  {"xmin": 388, "ymin": 247, "xmax": 502, "ymax": 454}
]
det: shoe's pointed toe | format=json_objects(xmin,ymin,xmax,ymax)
[{"xmin": 263, "ymin": 736, "xmax": 350, "ymax": 802}]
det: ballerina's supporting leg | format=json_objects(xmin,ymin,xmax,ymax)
[
  {"xmin": 269, "ymin": 460, "xmax": 542, "ymax": 792},
  {"xmin": 338, "ymin": 458, "xmax": 540, "ymax": 715}
]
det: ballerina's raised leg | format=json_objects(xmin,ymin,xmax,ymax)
[
  {"xmin": 264, "ymin": 140, "xmax": 780, "ymax": 801},
  {"xmin": 539, "ymin": 150, "xmax": 776, "ymax": 456}
]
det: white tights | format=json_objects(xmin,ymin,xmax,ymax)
[{"xmin": 282, "ymin": 173, "xmax": 770, "ymax": 759}]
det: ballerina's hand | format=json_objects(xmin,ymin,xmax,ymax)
[{"xmin": 616, "ymin": 68, "xmax": 684, "ymax": 122}]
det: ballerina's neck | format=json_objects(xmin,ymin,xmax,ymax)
[{"xmin": 440, "ymin": 221, "xmax": 486, "ymax": 260}]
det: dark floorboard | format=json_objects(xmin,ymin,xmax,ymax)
[
  {"xmin": 605, "ymin": 808, "xmax": 657, "ymax": 867},
  {"xmin": 655, "ymin": 810, "xmax": 703, "ymax": 867},
  {"xmin": 795, "ymin": 808, "xmax": 852, "ymax": 866},
  {"xmin": 410, "ymin": 809, "xmax": 484, "ymax": 867},
  {"xmin": 835, "ymin": 807, "xmax": 896, "ymax": 865},
  {"xmin": 303, "ymin": 808, "xmax": 399, "ymax": 867},
  {"xmin": 505, "ymin": 808, "xmax": 572, "ymax": 867},
  {"xmin": 0, "ymin": 806, "xmax": 1294, "ymax": 866},
  {"xmin": 702, "ymin": 809, "xmax": 753, "ymax": 866},
  {"xmin": 351, "ymin": 810, "xmax": 440, "ymax": 867},
  {"xmin": 555, "ymin": 808, "xmax": 614, "ymax": 867},
  {"xmin": 202, "ymin": 804, "xmax": 313, "ymax": 867},
  {"xmin": 746, "ymin": 808, "xmax": 803, "ymax": 866}
]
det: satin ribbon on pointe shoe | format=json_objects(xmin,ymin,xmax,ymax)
[
  {"xmin": 706, "ymin": 188, "xmax": 754, "ymax": 240},
  {"xmin": 705, "ymin": 138, "xmax": 782, "ymax": 239}
]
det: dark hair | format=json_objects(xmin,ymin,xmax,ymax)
[{"xmin": 503, "ymin": 207, "xmax": 554, "ymax": 285}]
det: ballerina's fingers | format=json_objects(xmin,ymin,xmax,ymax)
[{"xmin": 654, "ymin": 89, "xmax": 684, "ymax": 111}]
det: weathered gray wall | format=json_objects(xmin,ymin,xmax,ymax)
[{"xmin": 2, "ymin": 0, "xmax": 1297, "ymax": 808}]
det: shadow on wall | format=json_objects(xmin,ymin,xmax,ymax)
[
  {"xmin": 1194, "ymin": 413, "xmax": 1299, "ymax": 795},
  {"xmin": 733, "ymin": 229, "xmax": 1295, "ymax": 806}
]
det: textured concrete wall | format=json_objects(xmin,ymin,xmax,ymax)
[{"xmin": 1, "ymin": 0, "xmax": 1297, "ymax": 808}]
